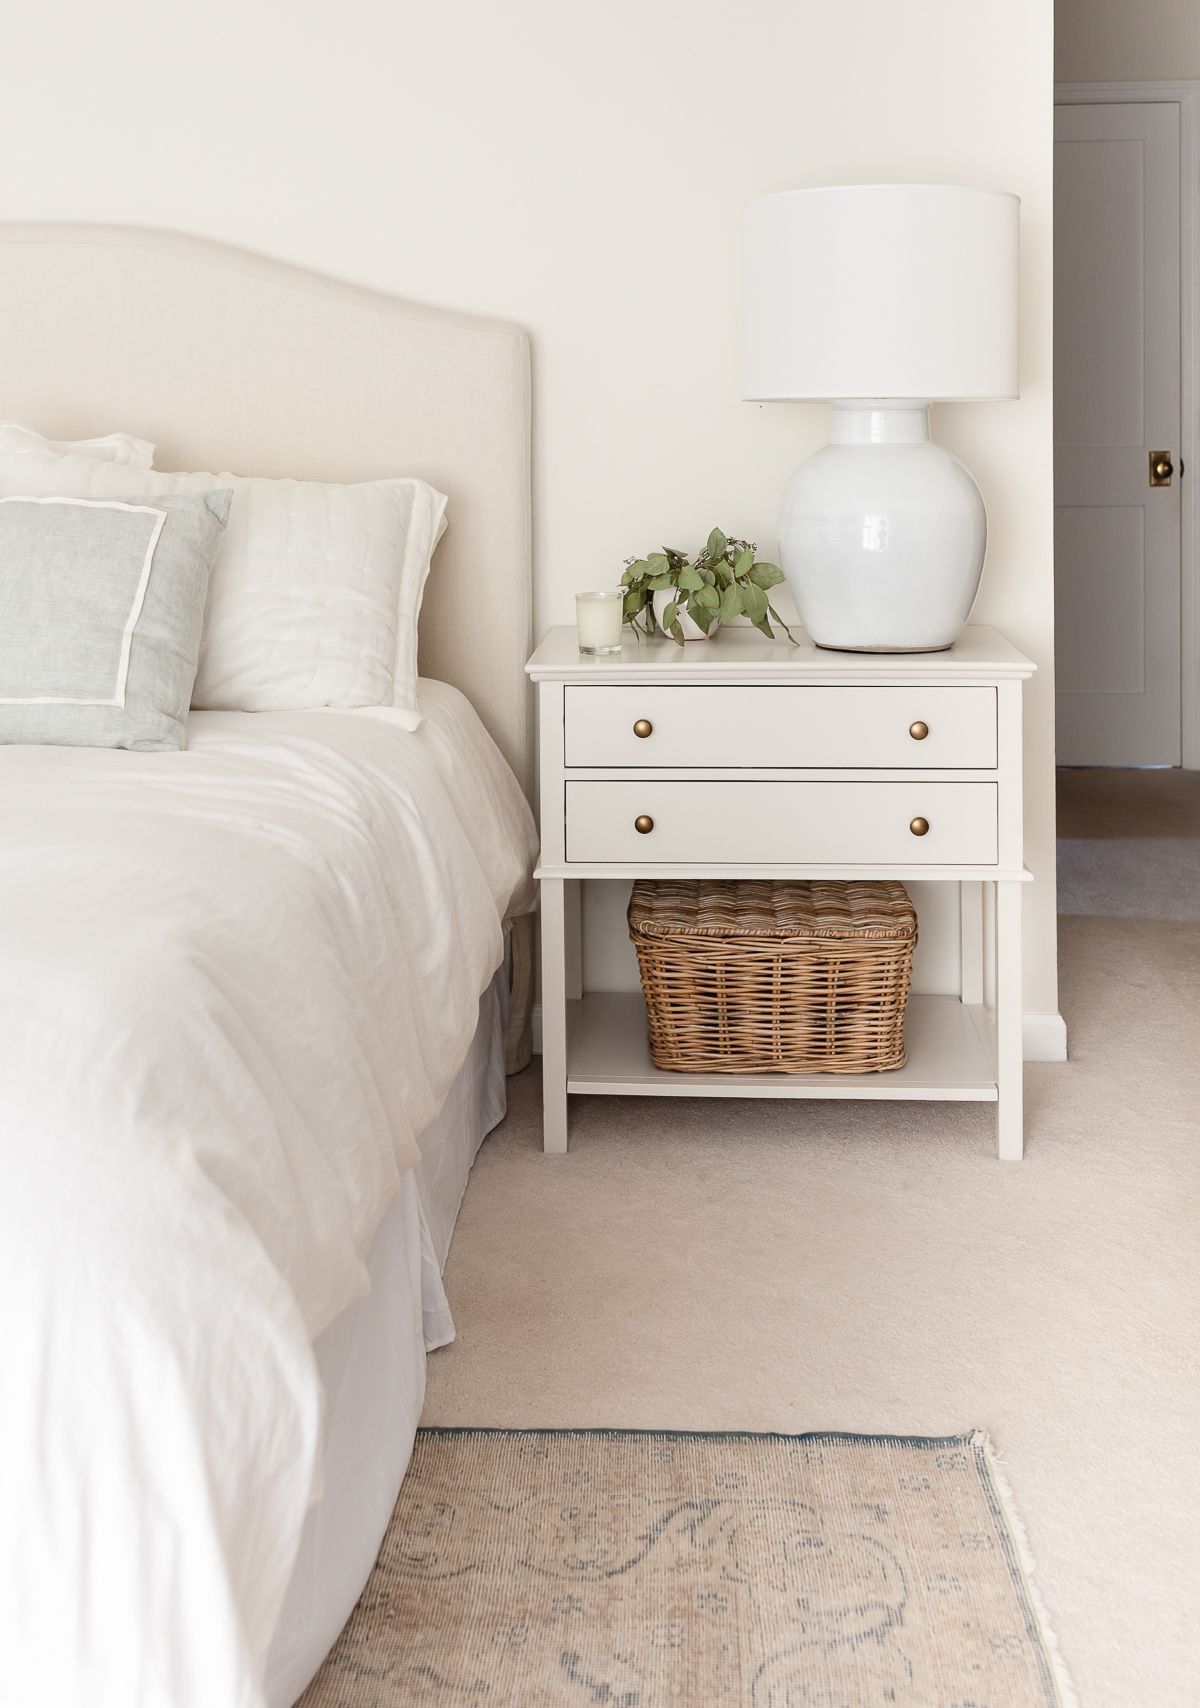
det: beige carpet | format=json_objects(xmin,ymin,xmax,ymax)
[
  {"xmin": 417, "ymin": 768, "xmax": 1199, "ymax": 1708},
  {"xmin": 304, "ymin": 1427, "xmax": 1073, "ymax": 1708},
  {"xmin": 1057, "ymin": 765, "xmax": 1200, "ymax": 924}
]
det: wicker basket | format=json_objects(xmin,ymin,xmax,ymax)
[{"xmin": 627, "ymin": 878, "xmax": 917, "ymax": 1075}]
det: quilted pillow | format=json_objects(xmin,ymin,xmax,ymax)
[
  {"xmin": 0, "ymin": 449, "xmax": 447, "ymax": 717},
  {"xmin": 0, "ymin": 423, "xmax": 155, "ymax": 467},
  {"xmin": 0, "ymin": 491, "xmax": 230, "ymax": 751}
]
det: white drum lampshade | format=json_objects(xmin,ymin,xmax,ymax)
[{"xmin": 743, "ymin": 185, "xmax": 1020, "ymax": 651}]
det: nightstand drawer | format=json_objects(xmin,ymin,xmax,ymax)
[
  {"xmin": 565, "ymin": 780, "xmax": 998, "ymax": 865},
  {"xmin": 564, "ymin": 685, "xmax": 996, "ymax": 769}
]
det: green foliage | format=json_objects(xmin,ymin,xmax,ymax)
[{"xmin": 620, "ymin": 529, "xmax": 797, "ymax": 647}]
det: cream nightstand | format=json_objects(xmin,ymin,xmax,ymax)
[{"xmin": 525, "ymin": 625, "xmax": 1035, "ymax": 1160}]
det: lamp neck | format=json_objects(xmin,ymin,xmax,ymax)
[{"xmin": 831, "ymin": 400, "xmax": 931, "ymax": 445}]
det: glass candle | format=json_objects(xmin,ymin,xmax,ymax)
[{"xmin": 575, "ymin": 589, "xmax": 624, "ymax": 655}]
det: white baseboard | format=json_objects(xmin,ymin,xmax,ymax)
[
  {"xmin": 531, "ymin": 1002, "xmax": 1068, "ymax": 1063},
  {"xmin": 1022, "ymin": 1011, "xmax": 1069, "ymax": 1062}
]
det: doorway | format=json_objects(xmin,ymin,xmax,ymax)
[{"xmin": 1053, "ymin": 85, "xmax": 1198, "ymax": 767}]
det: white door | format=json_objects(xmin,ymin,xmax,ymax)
[{"xmin": 1054, "ymin": 101, "xmax": 1182, "ymax": 766}]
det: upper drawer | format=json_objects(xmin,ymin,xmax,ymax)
[{"xmin": 564, "ymin": 685, "xmax": 997, "ymax": 769}]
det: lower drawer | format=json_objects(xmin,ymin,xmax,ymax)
[{"xmin": 565, "ymin": 780, "xmax": 998, "ymax": 865}]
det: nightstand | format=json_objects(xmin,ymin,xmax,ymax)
[{"xmin": 525, "ymin": 625, "xmax": 1036, "ymax": 1159}]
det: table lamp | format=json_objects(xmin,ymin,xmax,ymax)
[{"xmin": 743, "ymin": 184, "xmax": 1019, "ymax": 651}]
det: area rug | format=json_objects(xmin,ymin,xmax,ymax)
[{"xmin": 301, "ymin": 1427, "xmax": 1076, "ymax": 1708}]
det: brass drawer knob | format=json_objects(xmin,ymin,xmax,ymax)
[
  {"xmin": 909, "ymin": 720, "xmax": 929, "ymax": 741},
  {"xmin": 634, "ymin": 814, "xmax": 655, "ymax": 834},
  {"xmin": 633, "ymin": 718, "xmax": 653, "ymax": 739},
  {"xmin": 909, "ymin": 816, "xmax": 930, "ymax": 837}
]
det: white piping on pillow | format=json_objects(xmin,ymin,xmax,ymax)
[{"xmin": 0, "ymin": 496, "xmax": 166, "ymax": 706}]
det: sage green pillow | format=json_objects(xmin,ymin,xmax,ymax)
[{"xmin": 0, "ymin": 490, "xmax": 231, "ymax": 751}]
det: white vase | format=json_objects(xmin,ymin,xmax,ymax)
[
  {"xmin": 778, "ymin": 401, "xmax": 986, "ymax": 652},
  {"xmin": 652, "ymin": 587, "xmax": 711, "ymax": 641}
]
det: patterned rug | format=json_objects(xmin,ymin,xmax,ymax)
[{"xmin": 301, "ymin": 1427, "xmax": 1075, "ymax": 1708}]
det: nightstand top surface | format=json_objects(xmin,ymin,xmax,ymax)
[{"xmin": 525, "ymin": 623, "xmax": 1035, "ymax": 681}]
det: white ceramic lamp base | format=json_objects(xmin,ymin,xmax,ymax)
[{"xmin": 778, "ymin": 401, "xmax": 986, "ymax": 653}]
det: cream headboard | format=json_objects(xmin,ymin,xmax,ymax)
[{"xmin": 0, "ymin": 223, "xmax": 533, "ymax": 790}]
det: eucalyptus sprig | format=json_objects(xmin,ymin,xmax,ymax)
[{"xmin": 621, "ymin": 527, "xmax": 796, "ymax": 647}]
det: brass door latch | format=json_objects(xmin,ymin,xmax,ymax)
[{"xmin": 1149, "ymin": 451, "xmax": 1175, "ymax": 487}]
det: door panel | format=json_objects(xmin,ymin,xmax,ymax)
[
  {"xmin": 1055, "ymin": 506, "xmax": 1145, "ymax": 695},
  {"xmin": 1054, "ymin": 101, "xmax": 1181, "ymax": 765}
]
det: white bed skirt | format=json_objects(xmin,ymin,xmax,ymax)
[{"xmin": 264, "ymin": 966, "xmax": 508, "ymax": 1707}]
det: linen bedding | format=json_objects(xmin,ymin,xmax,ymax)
[{"xmin": 0, "ymin": 684, "xmax": 536, "ymax": 1708}]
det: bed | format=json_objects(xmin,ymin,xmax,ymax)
[{"xmin": 0, "ymin": 226, "xmax": 537, "ymax": 1708}]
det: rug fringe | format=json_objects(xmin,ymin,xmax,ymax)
[{"xmin": 969, "ymin": 1430, "xmax": 1082, "ymax": 1708}]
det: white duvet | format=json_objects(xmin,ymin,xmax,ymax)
[{"xmin": 0, "ymin": 685, "xmax": 536, "ymax": 1708}]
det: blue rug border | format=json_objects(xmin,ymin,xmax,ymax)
[{"xmin": 418, "ymin": 1426, "xmax": 977, "ymax": 1447}]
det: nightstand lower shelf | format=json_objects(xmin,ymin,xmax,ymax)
[{"xmin": 566, "ymin": 991, "xmax": 998, "ymax": 1101}]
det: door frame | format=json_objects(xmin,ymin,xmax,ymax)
[{"xmin": 1055, "ymin": 80, "xmax": 1200, "ymax": 767}]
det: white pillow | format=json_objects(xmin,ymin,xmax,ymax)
[
  {"xmin": 0, "ymin": 448, "xmax": 447, "ymax": 716},
  {"xmin": 0, "ymin": 423, "xmax": 155, "ymax": 468}
]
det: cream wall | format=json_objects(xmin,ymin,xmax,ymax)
[
  {"xmin": 1057, "ymin": 0, "xmax": 1200, "ymax": 82},
  {"xmin": 1, "ymin": 0, "xmax": 1059, "ymax": 1021}
]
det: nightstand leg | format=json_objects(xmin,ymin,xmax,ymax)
[
  {"xmin": 960, "ymin": 881, "xmax": 984, "ymax": 1006},
  {"xmin": 539, "ymin": 878, "xmax": 569, "ymax": 1154},
  {"xmin": 564, "ymin": 879, "xmax": 583, "ymax": 1000},
  {"xmin": 995, "ymin": 879, "xmax": 1023, "ymax": 1161}
]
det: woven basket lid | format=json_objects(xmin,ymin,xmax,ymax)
[{"xmin": 628, "ymin": 878, "xmax": 917, "ymax": 942}]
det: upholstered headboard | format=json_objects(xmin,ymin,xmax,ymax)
[{"xmin": 0, "ymin": 223, "xmax": 533, "ymax": 790}]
